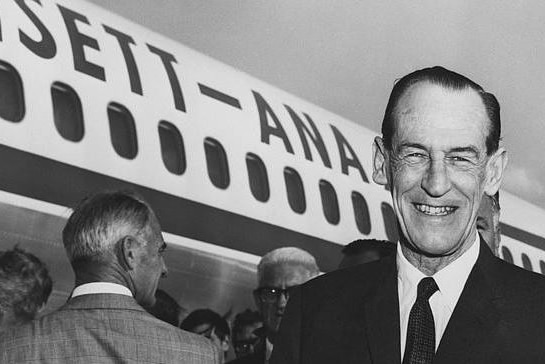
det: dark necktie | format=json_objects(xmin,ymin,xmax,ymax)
[{"xmin": 403, "ymin": 277, "xmax": 439, "ymax": 364}]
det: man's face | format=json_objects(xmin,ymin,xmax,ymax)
[
  {"xmin": 133, "ymin": 215, "xmax": 167, "ymax": 307},
  {"xmin": 374, "ymin": 82, "xmax": 505, "ymax": 261},
  {"xmin": 477, "ymin": 196, "xmax": 501, "ymax": 255},
  {"xmin": 234, "ymin": 321, "xmax": 263, "ymax": 357},
  {"xmin": 254, "ymin": 263, "xmax": 312, "ymax": 338}
]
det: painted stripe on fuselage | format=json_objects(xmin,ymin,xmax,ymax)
[
  {"xmin": 500, "ymin": 222, "xmax": 545, "ymax": 251},
  {"xmin": 0, "ymin": 143, "xmax": 343, "ymax": 271}
]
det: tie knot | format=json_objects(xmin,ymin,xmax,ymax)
[{"xmin": 417, "ymin": 277, "xmax": 438, "ymax": 300}]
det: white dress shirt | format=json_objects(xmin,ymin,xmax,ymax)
[
  {"xmin": 397, "ymin": 234, "xmax": 480, "ymax": 359},
  {"xmin": 265, "ymin": 337, "xmax": 273, "ymax": 364},
  {"xmin": 71, "ymin": 282, "xmax": 133, "ymax": 298}
]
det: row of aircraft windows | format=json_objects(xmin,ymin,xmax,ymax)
[
  {"xmin": 0, "ymin": 60, "xmax": 399, "ymax": 241},
  {"xmin": 501, "ymin": 246, "xmax": 545, "ymax": 274}
]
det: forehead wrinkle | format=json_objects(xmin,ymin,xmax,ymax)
[
  {"xmin": 392, "ymin": 86, "xmax": 489, "ymax": 154},
  {"xmin": 394, "ymin": 83, "xmax": 489, "ymax": 126}
]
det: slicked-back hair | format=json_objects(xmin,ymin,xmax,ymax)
[
  {"xmin": 0, "ymin": 247, "xmax": 52, "ymax": 321},
  {"xmin": 382, "ymin": 66, "xmax": 501, "ymax": 155},
  {"xmin": 180, "ymin": 308, "xmax": 230, "ymax": 341},
  {"xmin": 257, "ymin": 247, "xmax": 320, "ymax": 286},
  {"xmin": 62, "ymin": 191, "xmax": 154, "ymax": 264}
]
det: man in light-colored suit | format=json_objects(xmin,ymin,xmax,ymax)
[{"xmin": 0, "ymin": 191, "xmax": 219, "ymax": 363}]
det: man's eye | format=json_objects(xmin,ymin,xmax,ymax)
[
  {"xmin": 404, "ymin": 153, "xmax": 427, "ymax": 161},
  {"xmin": 451, "ymin": 156, "xmax": 469, "ymax": 162}
]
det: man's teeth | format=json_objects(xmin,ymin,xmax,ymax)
[{"xmin": 415, "ymin": 204, "xmax": 455, "ymax": 216}]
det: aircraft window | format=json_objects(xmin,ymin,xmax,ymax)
[
  {"xmin": 107, "ymin": 102, "xmax": 138, "ymax": 159},
  {"xmin": 284, "ymin": 167, "xmax": 306, "ymax": 214},
  {"xmin": 204, "ymin": 137, "xmax": 230, "ymax": 189},
  {"xmin": 319, "ymin": 180, "xmax": 339, "ymax": 225},
  {"xmin": 158, "ymin": 121, "xmax": 186, "ymax": 175},
  {"xmin": 501, "ymin": 246, "xmax": 514, "ymax": 264},
  {"xmin": 0, "ymin": 61, "xmax": 25, "ymax": 122},
  {"xmin": 246, "ymin": 153, "xmax": 270, "ymax": 202},
  {"xmin": 540, "ymin": 261, "xmax": 545, "ymax": 275},
  {"xmin": 521, "ymin": 253, "xmax": 533, "ymax": 271},
  {"xmin": 381, "ymin": 202, "xmax": 399, "ymax": 242},
  {"xmin": 51, "ymin": 82, "xmax": 84, "ymax": 142},
  {"xmin": 351, "ymin": 191, "xmax": 371, "ymax": 235}
]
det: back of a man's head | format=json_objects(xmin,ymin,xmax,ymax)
[
  {"xmin": 0, "ymin": 247, "xmax": 52, "ymax": 331},
  {"xmin": 62, "ymin": 191, "xmax": 153, "ymax": 268},
  {"xmin": 62, "ymin": 191, "xmax": 168, "ymax": 308},
  {"xmin": 382, "ymin": 66, "xmax": 501, "ymax": 156},
  {"xmin": 257, "ymin": 247, "xmax": 320, "ymax": 286},
  {"xmin": 339, "ymin": 239, "xmax": 395, "ymax": 269}
]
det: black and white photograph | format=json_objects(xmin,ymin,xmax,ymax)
[{"xmin": 0, "ymin": 1, "xmax": 545, "ymax": 363}]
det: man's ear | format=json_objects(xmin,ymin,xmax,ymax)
[
  {"xmin": 372, "ymin": 136, "xmax": 389, "ymax": 186},
  {"xmin": 484, "ymin": 147, "xmax": 508, "ymax": 196},
  {"xmin": 117, "ymin": 235, "xmax": 139, "ymax": 271}
]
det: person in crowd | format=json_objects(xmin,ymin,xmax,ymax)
[
  {"xmin": 0, "ymin": 247, "xmax": 52, "ymax": 333},
  {"xmin": 477, "ymin": 191, "xmax": 501, "ymax": 256},
  {"xmin": 232, "ymin": 247, "xmax": 319, "ymax": 364},
  {"xmin": 338, "ymin": 239, "xmax": 396, "ymax": 269},
  {"xmin": 146, "ymin": 288, "xmax": 186, "ymax": 327},
  {"xmin": 270, "ymin": 66, "xmax": 545, "ymax": 364},
  {"xmin": 181, "ymin": 308, "xmax": 231, "ymax": 363},
  {"xmin": 0, "ymin": 191, "xmax": 219, "ymax": 363},
  {"xmin": 230, "ymin": 309, "xmax": 263, "ymax": 359}
]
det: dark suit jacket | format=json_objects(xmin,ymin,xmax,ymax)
[
  {"xmin": 270, "ymin": 240, "xmax": 545, "ymax": 364},
  {"xmin": 0, "ymin": 293, "xmax": 219, "ymax": 364}
]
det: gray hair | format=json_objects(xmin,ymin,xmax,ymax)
[
  {"xmin": 257, "ymin": 247, "xmax": 320, "ymax": 285},
  {"xmin": 62, "ymin": 191, "xmax": 154, "ymax": 263}
]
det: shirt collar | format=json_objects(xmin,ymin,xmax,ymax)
[
  {"xmin": 433, "ymin": 235, "xmax": 480, "ymax": 310},
  {"xmin": 72, "ymin": 282, "xmax": 133, "ymax": 298},
  {"xmin": 265, "ymin": 337, "xmax": 274, "ymax": 362},
  {"xmin": 397, "ymin": 234, "xmax": 480, "ymax": 310}
]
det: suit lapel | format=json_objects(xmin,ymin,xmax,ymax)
[
  {"xmin": 435, "ymin": 240, "xmax": 501, "ymax": 363},
  {"xmin": 363, "ymin": 255, "xmax": 401, "ymax": 364}
]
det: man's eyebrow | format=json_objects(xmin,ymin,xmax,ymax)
[
  {"xmin": 448, "ymin": 146, "xmax": 480, "ymax": 155},
  {"xmin": 397, "ymin": 142, "xmax": 427, "ymax": 150}
]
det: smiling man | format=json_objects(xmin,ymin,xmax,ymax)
[{"xmin": 270, "ymin": 67, "xmax": 545, "ymax": 364}]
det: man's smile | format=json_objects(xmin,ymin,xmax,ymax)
[{"xmin": 413, "ymin": 203, "xmax": 458, "ymax": 216}]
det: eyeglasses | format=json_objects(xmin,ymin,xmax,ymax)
[{"xmin": 254, "ymin": 286, "xmax": 298, "ymax": 303}]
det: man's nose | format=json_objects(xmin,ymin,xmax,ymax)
[
  {"xmin": 421, "ymin": 158, "xmax": 452, "ymax": 197},
  {"xmin": 277, "ymin": 291, "xmax": 289, "ymax": 307}
]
